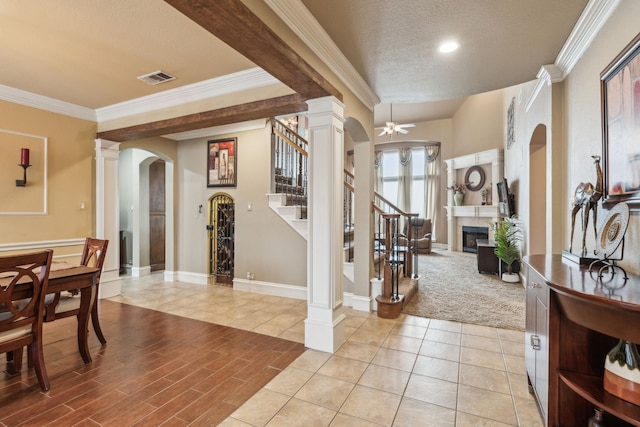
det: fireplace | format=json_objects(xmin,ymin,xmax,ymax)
[{"xmin": 462, "ymin": 226, "xmax": 489, "ymax": 253}]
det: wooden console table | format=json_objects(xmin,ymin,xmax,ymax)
[{"xmin": 524, "ymin": 255, "xmax": 640, "ymax": 426}]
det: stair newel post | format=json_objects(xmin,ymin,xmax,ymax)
[
  {"xmin": 404, "ymin": 213, "xmax": 417, "ymax": 279},
  {"xmin": 374, "ymin": 208, "xmax": 383, "ymax": 280},
  {"xmin": 376, "ymin": 213, "xmax": 404, "ymax": 318},
  {"xmin": 382, "ymin": 214, "xmax": 396, "ymax": 299},
  {"xmin": 409, "ymin": 214, "xmax": 420, "ymax": 279}
]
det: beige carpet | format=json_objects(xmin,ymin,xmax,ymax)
[{"xmin": 402, "ymin": 248, "xmax": 525, "ymax": 331}]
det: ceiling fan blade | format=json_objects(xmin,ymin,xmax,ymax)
[
  {"xmin": 398, "ymin": 123, "xmax": 416, "ymax": 128},
  {"xmin": 398, "ymin": 128, "xmax": 409, "ymax": 134},
  {"xmin": 379, "ymin": 130, "xmax": 388, "ymax": 136}
]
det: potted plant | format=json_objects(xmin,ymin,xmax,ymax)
[{"xmin": 491, "ymin": 216, "xmax": 522, "ymax": 282}]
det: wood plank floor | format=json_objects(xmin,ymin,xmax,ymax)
[{"xmin": 0, "ymin": 300, "xmax": 306, "ymax": 426}]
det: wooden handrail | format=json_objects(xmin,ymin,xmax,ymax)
[{"xmin": 272, "ymin": 126, "xmax": 308, "ymax": 157}]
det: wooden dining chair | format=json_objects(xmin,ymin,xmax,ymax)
[
  {"xmin": 45, "ymin": 238, "xmax": 109, "ymax": 344},
  {"xmin": 0, "ymin": 250, "xmax": 53, "ymax": 391}
]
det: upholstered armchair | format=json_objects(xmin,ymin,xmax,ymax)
[{"xmin": 398, "ymin": 218, "xmax": 432, "ymax": 254}]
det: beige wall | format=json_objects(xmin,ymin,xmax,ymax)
[
  {"xmin": 0, "ymin": 100, "xmax": 96, "ymax": 259},
  {"xmin": 562, "ymin": 0, "xmax": 640, "ymax": 273},
  {"xmin": 452, "ymin": 90, "xmax": 504, "ymax": 158},
  {"xmin": 176, "ymin": 124, "xmax": 307, "ymax": 286}
]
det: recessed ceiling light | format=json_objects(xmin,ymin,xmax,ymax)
[{"xmin": 439, "ymin": 41, "xmax": 460, "ymax": 53}]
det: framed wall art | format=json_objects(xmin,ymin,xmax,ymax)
[
  {"xmin": 601, "ymin": 32, "xmax": 640, "ymax": 208},
  {"xmin": 207, "ymin": 138, "xmax": 237, "ymax": 188}
]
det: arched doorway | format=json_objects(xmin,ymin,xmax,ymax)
[
  {"xmin": 208, "ymin": 193, "xmax": 235, "ymax": 286},
  {"xmin": 529, "ymin": 124, "xmax": 547, "ymax": 255},
  {"xmin": 149, "ymin": 159, "xmax": 166, "ymax": 272},
  {"xmin": 118, "ymin": 148, "xmax": 174, "ymax": 277}
]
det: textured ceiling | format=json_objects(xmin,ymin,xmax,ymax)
[
  {"xmin": 0, "ymin": 0, "xmax": 589, "ymax": 126},
  {"xmin": 302, "ymin": 0, "xmax": 589, "ymax": 104}
]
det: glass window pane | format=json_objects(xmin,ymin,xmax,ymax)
[
  {"xmin": 383, "ymin": 182, "xmax": 398, "ymax": 204},
  {"xmin": 411, "ymin": 179, "xmax": 425, "ymax": 217},
  {"xmin": 382, "ymin": 151, "xmax": 399, "ymax": 178},
  {"xmin": 412, "ymin": 149, "xmax": 425, "ymax": 176}
]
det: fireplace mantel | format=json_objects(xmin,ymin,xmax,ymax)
[
  {"xmin": 444, "ymin": 205, "xmax": 501, "ymax": 218},
  {"xmin": 444, "ymin": 149, "xmax": 504, "ymax": 251}
]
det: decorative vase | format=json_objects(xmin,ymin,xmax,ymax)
[
  {"xmin": 604, "ymin": 339, "xmax": 640, "ymax": 406},
  {"xmin": 453, "ymin": 191, "xmax": 464, "ymax": 206}
]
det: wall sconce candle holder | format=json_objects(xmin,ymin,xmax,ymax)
[
  {"xmin": 16, "ymin": 164, "xmax": 31, "ymax": 187},
  {"xmin": 16, "ymin": 148, "xmax": 31, "ymax": 187}
]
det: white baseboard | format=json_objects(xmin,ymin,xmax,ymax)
[
  {"xmin": 371, "ymin": 277, "xmax": 383, "ymax": 312},
  {"xmin": 343, "ymin": 292, "xmax": 353, "ymax": 307},
  {"xmin": 351, "ymin": 294, "xmax": 373, "ymax": 312},
  {"xmin": 99, "ymin": 276, "xmax": 122, "ymax": 299},
  {"xmin": 131, "ymin": 266, "xmax": 151, "ymax": 277},
  {"xmin": 233, "ymin": 278, "xmax": 307, "ymax": 300},
  {"xmin": 163, "ymin": 270, "xmax": 178, "ymax": 282},
  {"xmin": 175, "ymin": 271, "xmax": 208, "ymax": 285}
]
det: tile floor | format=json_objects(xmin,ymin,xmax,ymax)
[{"xmin": 110, "ymin": 274, "xmax": 543, "ymax": 426}]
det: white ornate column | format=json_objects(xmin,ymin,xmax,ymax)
[
  {"xmin": 95, "ymin": 138, "xmax": 122, "ymax": 298},
  {"xmin": 304, "ymin": 96, "xmax": 347, "ymax": 353}
]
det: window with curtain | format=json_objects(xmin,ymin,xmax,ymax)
[
  {"xmin": 381, "ymin": 151, "xmax": 399, "ymax": 205},
  {"xmin": 376, "ymin": 143, "xmax": 440, "ymax": 239}
]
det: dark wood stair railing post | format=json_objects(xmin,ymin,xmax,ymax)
[{"xmin": 376, "ymin": 213, "xmax": 404, "ymax": 318}]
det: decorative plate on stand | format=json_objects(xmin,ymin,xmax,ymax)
[{"xmin": 595, "ymin": 202, "xmax": 629, "ymax": 258}]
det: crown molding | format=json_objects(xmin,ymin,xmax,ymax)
[
  {"xmin": 0, "ymin": 84, "xmax": 96, "ymax": 121},
  {"xmin": 525, "ymin": 65, "xmax": 563, "ymax": 111},
  {"xmin": 265, "ymin": 0, "xmax": 379, "ymax": 110},
  {"xmin": 0, "ymin": 68, "xmax": 279, "ymax": 125},
  {"xmin": 526, "ymin": 0, "xmax": 620, "ymax": 111},
  {"xmin": 95, "ymin": 68, "xmax": 279, "ymax": 122},
  {"xmin": 555, "ymin": 0, "xmax": 621, "ymax": 77}
]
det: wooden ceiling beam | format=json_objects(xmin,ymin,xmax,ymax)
[
  {"xmin": 165, "ymin": 0, "xmax": 342, "ymax": 102},
  {"xmin": 99, "ymin": 0, "xmax": 340, "ymax": 141},
  {"xmin": 97, "ymin": 94, "xmax": 308, "ymax": 142}
]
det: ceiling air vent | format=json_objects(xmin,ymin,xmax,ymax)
[{"xmin": 137, "ymin": 70, "xmax": 176, "ymax": 85}]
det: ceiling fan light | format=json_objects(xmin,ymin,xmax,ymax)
[{"xmin": 439, "ymin": 41, "xmax": 460, "ymax": 53}]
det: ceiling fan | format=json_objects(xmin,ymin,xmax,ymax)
[{"xmin": 376, "ymin": 104, "xmax": 415, "ymax": 137}]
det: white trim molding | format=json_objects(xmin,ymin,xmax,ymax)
[
  {"xmin": 525, "ymin": 65, "xmax": 564, "ymax": 112},
  {"xmin": 0, "ymin": 238, "xmax": 85, "ymax": 252},
  {"xmin": 95, "ymin": 68, "xmax": 280, "ymax": 123},
  {"xmin": 265, "ymin": 0, "xmax": 379, "ymax": 110},
  {"xmin": 1, "ymin": 68, "xmax": 280, "ymax": 125},
  {"xmin": 176, "ymin": 271, "xmax": 209, "ymax": 285},
  {"xmin": 0, "ymin": 129, "xmax": 48, "ymax": 215},
  {"xmin": 555, "ymin": 0, "xmax": 622, "ymax": 76},
  {"xmin": 0, "ymin": 84, "xmax": 96, "ymax": 121},
  {"xmin": 526, "ymin": 0, "xmax": 621, "ymax": 111},
  {"xmin": 234, "ymin": 278, "xmax": 307, "ymax": 300}
]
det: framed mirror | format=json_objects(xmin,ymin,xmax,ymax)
[{"xmin": 465, "ymin": 166, "xmax": 485, "ymax": 192}]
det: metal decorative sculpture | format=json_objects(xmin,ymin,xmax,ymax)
[{"xmin": 569, "ymin": 155, "xmax": 603, "ymax": 257}]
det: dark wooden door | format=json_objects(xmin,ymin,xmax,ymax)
[
  {"xmin": 208, "ymin": 193, "xmax": 234, "ymax": 285},
  {"xmin": 149, "ymin": 159, "xmax": 165, "ymax": 272}
]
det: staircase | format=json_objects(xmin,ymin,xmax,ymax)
[
  {"xmin": 267, "ymin": 118, "xmax": 419, "ymax": 314},
  {"xmin": 267, "ymin": 118, "xmax": 309, "ymax": 238}
]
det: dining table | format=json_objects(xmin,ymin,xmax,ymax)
[
  {"xmin": 3, "ymin": 263, "xmax": 101, "ymax": 365},
  {"xmin": 46, "ymin": 265, "xmax": 101, "ymax": 364}
]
